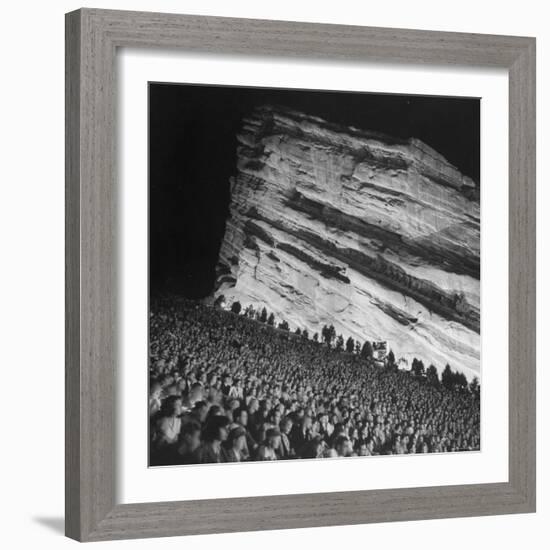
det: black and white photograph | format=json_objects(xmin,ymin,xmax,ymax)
[
  {"xmin": 2, "ymin": 0, "xmax": 541, "ymax": 546},
  {"xmin": 148, "ymin": 83, "xmax": 481, "ymax": 467}
]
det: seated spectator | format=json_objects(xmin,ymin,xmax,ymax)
[
  {"xmin": 149, "ymin": 381, "xmax": 163, "ymax": 416},
  {"xmin": 277, "ymin": 417, "xmax": 295, "ymax": 459},
  {"xmin": 154, "ymin": 395, "xmax": 182, "ymax": 447},
  {"xmin": 333, "ymin": 435, "xmax": 353, "ymax": 458},
  {"xmin": 194, "ymin": 416, "xmax": 230, "ymax": 464},
  {"xmin": 290, "ymin": 415, "xmax": 313, "ymax": 456},
  {"xmin": 302, "ymin": 436, "xmax": 325, "ymax": 459},
  {"xmin": 182, "ymin": 382, "xmax": 204, "ymax": 410},
  {"xmin": 175, "ymin": 420, "xmax": 202, "ymax": 464},
  {"xmin": 232, "ymin": 406, "xmax": 257, "ymax": 455},
  {"xmin": 223, "ymin": 427, "xmax": 248, "ymax": 462},
  {"xmin": 186, "ymin": 400, "xmax": 209, "ymax": 425},
  {"xmin": 257, "ymin": 428, "xmax": 281, "ymax": 460}
]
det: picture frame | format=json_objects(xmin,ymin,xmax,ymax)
[{"xmin": 65, "ymin": 7, "xmax": 536, "ymax": 542}]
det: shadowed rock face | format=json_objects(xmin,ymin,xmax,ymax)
[{"xmin": 214, "ymin": 105, "xmax": 480, "ymax": 379}]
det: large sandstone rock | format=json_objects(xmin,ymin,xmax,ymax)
[{"xmin": 214, "ymin": 105, "xmax": 480, "ymax": 379}]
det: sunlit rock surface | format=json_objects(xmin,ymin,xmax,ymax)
[{"xmin": 214, "ymin": 105, "xmax": 480, "ymax": 379}]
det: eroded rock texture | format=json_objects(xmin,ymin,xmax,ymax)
[{"xmin": 214, "ymin": 105, "xmax": 480, "ymax": 378}]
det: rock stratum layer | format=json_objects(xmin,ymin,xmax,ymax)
[{"xmin": 214, "ymin": 105, "xmax": 480, "ymax": 379}]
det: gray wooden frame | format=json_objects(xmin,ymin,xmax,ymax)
[{"xmin": 65, "ymin": 8, "xmax": 536, "ymax": 542}]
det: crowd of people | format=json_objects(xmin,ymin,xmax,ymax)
[{"xmin": 149, "ymin": 298, "xmax": 480, "ymax": 466}]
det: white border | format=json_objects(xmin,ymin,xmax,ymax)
[{"xmin": 117, "ymin": 49, "xmax": 509, "ymax": 504}]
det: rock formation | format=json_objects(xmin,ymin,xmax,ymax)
[{"xmin": 214, "ymin": 105, "xmax": 480, "ymax": 379}]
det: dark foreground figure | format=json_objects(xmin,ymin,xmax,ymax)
[{"xmin": 149, "ymin": 298, "xmax": 480, "ymax": 466}]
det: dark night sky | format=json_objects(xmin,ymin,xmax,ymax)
[{"xmin": 149, "ymin": 83, "xmax": 480, "ymax": 297}]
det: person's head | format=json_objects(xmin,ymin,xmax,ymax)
[
  {"xmin": 160, "ymin": 395, "xmax": 182, "ymax": 418},
  {"xmin": 193, "ymin": 400, "xmax": 209, "ymax": 423},
  {"xmin": 392, "ymin": 435, "xmax": 402, "ymax": 452},
  {"xmin": 156, "ymin": 359, "xmax": 166, "ymax": 373},
  {"xmin": 228, "ymin": 399, "xmax": 240, "ymax": 411},
  {"xmin": 280, "ymin": 417, "xmax": 293, "ymax": 435},
  {"xmin": 265, "ymin": 428, "xmax": 281, "ymax": 450},
  {"xmin": 259, "ymin": 399, "xmax": 270, "ymax": 417},
  {"xmin": 206, "ymin": 404, "xmax": 224, "ymax": 421},
  {"xmin": 176, "ymin": 377, "xmax": 187, "ymax": 392},
  {"xmin": 334, "ymin": 435, "xmax": 352, "ymax": 457},
  {"xmin": 333, "ymin": 423, "xmax": 345, "ymax": 437},
  {"xmin": 303, "ymin": 437, "xmax": 324, "ymax": 459},
  {"xmin": 164, "ymin": 384, "xmax": 179, "ymax": 397},
  {"xmin": 234, "ymin": 407, "xmax": 248, "ymax": 427},
  {"xmin": 202, "ymin": 415, "xmax": 230, "ymax": 444},
  {"xmin": 366, "ymin": 437, "xmax": 375, "ymax": 453},
  {"xmin": 150, "ymin": 381, "xmax": 162, "ymax": 399},
  {"xmin": 228, "ymin": 427, "xmax": 247, "ymax": 452},
  {"xmin": 189, "ymin": 382, "xmax": 204, "ymax": 402},
  {"xmin": 270, "ymin": 409, "xmax": 282, "ymax": 426},
  {"xmin": 179, "ymin": 421, "xmax": 201, "ymax": 452},
  {"xmin": 248, "ymin": 398, "xmax": 259, "ymax": 414}
]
